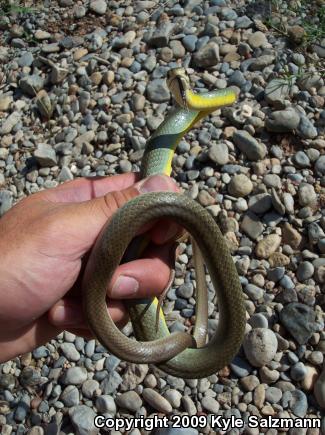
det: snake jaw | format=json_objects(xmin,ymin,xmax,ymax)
[{"xmin": 167, "ymin": 68, "xmax": 190, "ymax": 109}]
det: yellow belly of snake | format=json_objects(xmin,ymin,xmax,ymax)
[{"xmin": 82, "ymin": 68, "xmax": 246, "ymax": 378}]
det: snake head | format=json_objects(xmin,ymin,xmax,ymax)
[{"xmin": 166, "ymin": 68, "xmax": 190, "ymax": 109}]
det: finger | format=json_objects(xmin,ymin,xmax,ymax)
[
  {"xmin": 45, "ymin": 175, "xmax": 179, "ymax": 259},
  {"xmin": 35, "ymin": 173, "xmax": 140, "ymax": 203},
  {"xmin": 109, "ymin": 243, "xmax": 174, "ymax": 299},
  {"xmin": 48, "ymin": 298, "xmax": 128, "ymax": 329}
]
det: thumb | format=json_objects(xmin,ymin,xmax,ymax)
[{"xmin": 56, "ymin": 174, "xmax": 179, "ymax": 255}]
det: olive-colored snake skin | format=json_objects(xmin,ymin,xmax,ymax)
[{"xmin": 82, "ymin": 68, "xmax": 246, "ymax": 378}]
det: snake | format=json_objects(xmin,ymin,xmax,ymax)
[{"xmin": 82, "ymin": 68, "xmax": 246, "ymax": 379}]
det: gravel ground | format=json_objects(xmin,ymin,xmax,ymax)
[{"xmin": 0, "ymin": 0, "xmax": 325, "ymax": 434}]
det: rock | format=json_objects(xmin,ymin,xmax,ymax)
[
  {"xmin": 269, "ymin": 252, "xmax": 290, "ymax": 268},
  {"xmin": 61, "ymin": 385, "xmax": 80, "ymax": 407},
  {"xmin": 302, "ymin": 365, "xmax": 318, "ymax": 391},
  {"xmin": 288, "ymin": 25, "xmax": 305, "ymax": 44},
  {"xmin": 271, "ymin": 188, "xmax": 285, "ymax": 215},
  {"xmin": 265, "ymin": 386, "xmax": 282, "ymax": 403},
  {"xmin": 296, "ymin": 261, "xmax": 314, "ymax": 281},
  {"xmin": 192, "ymin": 42, "xmax": 220, "ymax": 68},
  {"xmin": 243, "ymin": 328, "xmax": 278, "ymax": 367},
  {"xmin": 314, "ymin": 362, "xmax": 325, "ymax": 409},
  {"xmin": 255, "ymin": 234, "xmax": 281, "ymax": 259},
  {"xmin": 265, "ymin": 79, "xmax": 290, "ymax": 108},
  {"xmin": 298, "ymin": 183, "xmax": 316, "ymax": 206},
  {"xmin": 0, "ymin": 95, "xmax": 12, "ymax": 111},
  {"xmin": 0, "ymin": 111, "xmax": 20, "ymax": 135},
  {"xmin": 228, "ymin": 174, "xmax": 253, "ymax": 197},
  {"xmin": 249, "ymin": 54, "xmax": 275, "ymax": 70},
  {"xmin": 95, "ymin": 395, "xmax": 116, "ymax": 414},
  {"xmin": 51, "ymin": 66, "xmax": 69, "ymax": 84},
  {"xmin": 230, "ymin": 356, "xmax": 252, "ymax": 377},
  {"xmin": 291, "ymin": 362, "xmax": 307, "ymax": 382},
  {"xmin": 265, "ymin": 108, "xmax": 300, "ymax": 132},
  {"xmin": 182, "ymin": 35, "xmax": 197, "ymax": 52},
  {"xmin": 208, "ymin": 143, "xmax": 229, "ymax": 165},
  {"xmin": 280, "ymin": 303, "xmax": 317, "ymax": 344},
  {"xmin": 201, "ymin": 396, "xmax": 220, "ymax": 413},
  {"xmin": 315, "ymin": 155, "xmax": 325, "ymax": 176},
  {"xmin": 19, "ymin": 367, "xmax": 42, "ymax": 388},
  {"xmin": 163, "ymin": 389, "xmax": 182, "ymax": 408},
  {"xmin": 142, "ymin": 388, "xmax": 172, "ymax": 413},
  {"xmin": 241, "ymin": 211, "xmax": 264, "ymax": 240},
  {"xmin": 34, "ymin": 143, "xmax": 57, "ymax": 167},
  {"xmin": 293, "ymin": 151, "xmax": 310, "ymax": 168},
  {"xmin": 232, "ymin": 130, "xmax": 266, "ymax": 161},
  {"xmin": 19, "ymin": 75, "xmax": 45, "ymax": 97},
  {"xmin": 297, "ymin": 115, "xmax": 318, "ymax": 139},
  {"xmin": 115, "ymin": 391, "xmax": 142, "ymax": 412},
  {"xmin": 36, "ymin": 90, "xmax": 53, "ymax": 119},
  {"xmin": 248, "ymin": 31, "xmax": 267, "ymax": 48},
  {"xmin": 244, "ymin": 284, "xmax": 263, "ymax": 301},
  {"xmin": 248, "ymin": 193, "xmax": 272, "ymax": 214},
  {"xmin": 263, "ymin": 174, "xmax": 281, "ymax": 189},
  {"xmin": 69, "ymin": 405, "xmax": 99, "ymax": 435},
  {"xmin": 82, "ymin": 380, "xmax": 100, "ymax": 399},
  {"xmin": 121, "ymin": 364, "xmax": 148, "ymax": 390},
  {"xmin": 60, "ymin": 343, "xmax": 80, "ymax": 362},
  {"xmin": 34, "ymin": 30, "xmax": 51, "ymax": 40},
  {"xmin": 148, "ymin": 22, "xmax": 174, "ymax": 48},
  {"xmin": 146, "ymin": 79, "xmax": 170, "ymax": 103},
  {"xmin": 89, "ymin": 0, "xmax": 107, "ymax": 15},
  {"xmin": 289, "ymin": 389, "xmax": 308, "ymax": 418},
  {"xmin": 282, "ymin": 223, "xmax": 302, "ymax": 249},
  {"xmin": 61, "ymin": 367, "xmax": 87, "ymax": 385}
]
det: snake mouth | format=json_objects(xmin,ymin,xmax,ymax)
[{"xmin": 167, "ymin": 68, "xmax": 190, "ymax": 109}]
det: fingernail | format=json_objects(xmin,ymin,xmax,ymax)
[
  {"xmin": 51, "ymin": 305, "xmax": 83, "ymax": 326},
  {"xmin": 138, "ymin": 175, "xmax": 177, "ymax": 194},
  {"xmin": 111, "ymin": 275, "xmax": 139, "ymax": 297}
]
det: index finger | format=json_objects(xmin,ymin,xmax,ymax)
[{"xmin": 36, "ymin": 173, "xmax": 140, "ymax": 204}]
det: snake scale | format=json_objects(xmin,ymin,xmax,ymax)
[{"xmin": 82, "ymin": 68, "xmax": 246, "ymax": 378}]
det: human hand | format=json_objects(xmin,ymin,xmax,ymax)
[{"xmin": 0, "ymin": 173, "xmax": 179, "ymax": 362}]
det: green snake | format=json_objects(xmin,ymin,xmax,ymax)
[{"xmin": 82, "ymin": 68, "xmax": 246, "ymax": 378}]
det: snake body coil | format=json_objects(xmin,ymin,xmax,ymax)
[{"xmin": 82, "ymin": 68, "xmax": 246, "ymax": 378}]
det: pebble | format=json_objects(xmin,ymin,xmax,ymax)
[
  {"xmin": 243, "ymin": 328, "xmax": 278, "ymax": 367},
  {"xmin": 314, "ymin": 362, "xmax": 325, "ymax": 409},
  {"xmin": 115, "ymin": 391, "xmax": 142, "ymax": 412},
  {"xmin": 142, "ymin": 389, "xmax": 172, "ymax": 413},
  {"xmin": 60, "ymin": 367, "xmax": 87, "ymax": 385},
  {"xmin": 255, "ymin": 234, "xmax": 281, "ymax": 259},
  {"xmin": 0, "ymin": 95, "xmax": 12, "ymax": 111},
  {"xmin": 265, "ymin": 79, "xmax": 290, "ymax": 108},
  {"xmin": 228, "ymin": 174, "xmax": 253, "ymax": 197},
  {"xmin": 232, "ymin": 130, "xmax": 266, "ymax": 161},
  {"xmin": 95, "ymin": 395, "xmax": 116, "ymax": 414},
  {"xmin": 208, "ymin": 143, "xmax": 229, "ymax": 165},
  {"xmin": 146, "ymin": 79, "xmax": 170, "ymax": 103},
  {"xmin": 34, "ymin": 143, "xmax": 57, "ymax": 167},
  {"xmin": 241, "ymin": 212, "xmax": 264, "ymax": 240},
  {"xmin": 280, "ymin": 302, "xmax": 317, "ymax": 344},
  {"xmin": 0, "ymin": 111, "xmax": 21, "ymax": 135},
  {"xmin": 69, "ymin": 405, "xmax": 99, "ymax": 435},
  {"xmin": 89, "ymin": 0, "xmax": 107, "ymax": 15},
  {"xmin": 265, "ymin": 108, "xmax": 300, "ymax": 132},
  {"xmin": 61, "ymin": 385, "xmax": 80, "ymax": 407},
  {"xmin": 192, "ymin": 42, "xmax": 220, "ymax": 67},
  {"xmin": 19, "ymin": 75, "xmax": 45, "ymax": 97},
  {"xmin": 248, "ymin": 31, "xmax": 267, "ymax": 48}
]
